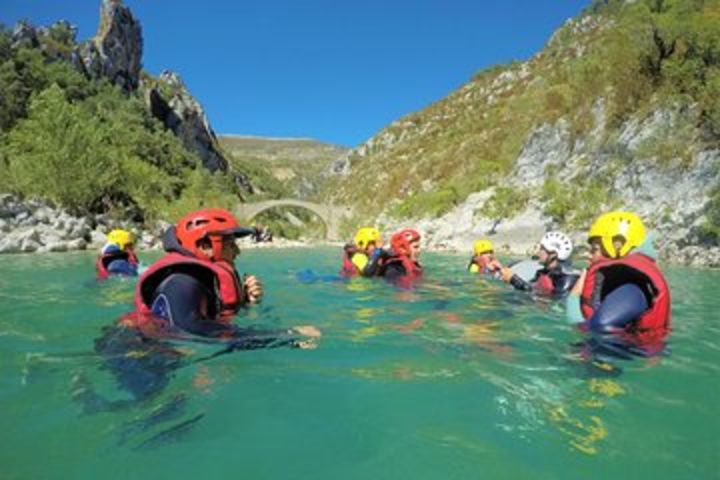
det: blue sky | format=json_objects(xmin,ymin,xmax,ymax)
[{"xmin": 3, "ymin": 1, "xmax": 589, "ymax": 146}]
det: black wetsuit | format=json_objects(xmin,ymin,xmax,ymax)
[
  {"xmin": 508, "ymin": 263, "xmax": 579, "ymax": 296},
  {"xmin": 150, "ymin": 272, "xmax": 300, "ymax": 348},
  {"xmin": 360, "ymin": 249, "xmax": 389, "ymax": 277},
  {"xmin": 78, "ymin": 231, "xmax": 306, "ymax": 416}
]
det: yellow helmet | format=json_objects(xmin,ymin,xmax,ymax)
[
  {"xmin": 107, "ymin": 229, "xmax": 135, "ymax": 250},
  {"xmin": 473, "ymin": 239, "xmax": 494, "ymax": 256},
  {"xmin": 353, "ymin": 227, "xmax": 382, "ymax": 249},
  {"xmin": 588, "ymin": 211, "xmax": 645, "ymax": 258}
]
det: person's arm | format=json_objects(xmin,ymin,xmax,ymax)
[
  {"xmin": 362, "ymin": 249, "xmax": 387, "ymax": 277},
  {"xmin": 382, "ymin": 261, "xmax": 406, "ymax": 280},
  {"xmin": 150, "ymin": 273, "xmax": 318, "ymax": 348},
  {"xmin": 227, "ymin": 325, "xmax": 321, "ymax": 350},
  {"xmin": 500, "ymin": 266, "xmax": 533, "ymax": 291},
  {"xmin": 566, "ymin": 269, "xmax": 586, "ymax": 324}
]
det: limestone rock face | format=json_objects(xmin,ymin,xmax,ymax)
[
  {"xmin": 11, "ymin": 21, "xmax": 40, "ymax": 49},
  {"xmin": 75, "ymin": 0, "xmax": 142, "ymax": 91},
  {"xmin": 146, "ymin": 71, "xmax": 239, "ymax": 178}
]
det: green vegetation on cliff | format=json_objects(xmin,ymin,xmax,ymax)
[
  {"xmin": 329, "ymin": 0, "xmax": 720, "ymax": 231},
  {"xmin": 0, "ymin": 25, "xmax": 239, "ymax": 223}
]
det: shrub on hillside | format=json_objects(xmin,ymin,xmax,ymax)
[
  {"xmin": 477, "ymin": 186, "xmax": 529, "ymax": 225},
  {"xmin": 541, "ymin": 178, "xmax": 612, "ymax": 228}
]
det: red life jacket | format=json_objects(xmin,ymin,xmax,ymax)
[
  {"xmin": 532, "ymin": 271, "xmax": 555, "ymax": 295},
  {"xmin": 580, "ymin": 252, "xmax": 671, "ymax": 347},
  {"xmin": 129, "ymin": 252, "xmax": 244, "ymax": 328},
  {"xmin": 96, "ymin": 249, "xmax": 139, "ymax": 279},
  {"xmin": 340, "ymin": 245, "xmax": 362, "ymax": 277}
]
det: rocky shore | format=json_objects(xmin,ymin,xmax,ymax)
[
  {"xmin": 2, "ymin": 192, "xmax": 717, "ymax": 267},
  {"xmin": 0, "ymin": 194, "xmax": 336, "ymax": 255},
  {"xmin": 0, "ymin": 194, "xmax": 161, "ymax": 254}
]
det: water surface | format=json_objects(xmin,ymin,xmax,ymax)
[{"xmin": 1, "ymin": 248, "xmax": 718, "ymax": 479}]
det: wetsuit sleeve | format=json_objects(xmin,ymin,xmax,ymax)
[
  {"xmin": 225, "ymin": 326, "xmax": 306, "ymax": 350},
  {"xmin": 382, "ymin": 262, "xmax": 406, "ymax": 281},
  {"xmin": 588, "ymin": 283, "xmax": 649, "ymax": 334},
  {"xmin": 509, "ymin": 274, "xmax": 532, "ymax": 291},
  {"xmin": 362, "ymin": 249, "xmax": 387, "ymax": 277},
  {"xmin": 152, "ymin": 273, "xmax": 307, "ymax": 348}
]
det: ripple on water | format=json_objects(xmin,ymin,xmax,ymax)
[{"xmin": 0, "ymin": 249, "xmax": 718, "ymax": 479}]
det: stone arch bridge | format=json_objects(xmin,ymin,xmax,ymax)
[{"xmin": 235, "ymin": 199, "xmax": 352, "ymax": 240}]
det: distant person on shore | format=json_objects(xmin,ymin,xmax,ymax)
[
  {"xmin": 340, "ymin": 227, "xmax": 387, "ymax": 277},
  {"xmin": 379, "ymin": 228, "xmax": 423, "ymax": 283},
  {"xmin": 125, "ymin": 208, "xmax": 320, "ymax": 346},
  {"xmin": 252, "ymin": 225, "xmax": 273, "ymax": 243},
  {"xmin": 96, "ymin": 229, "xmax": 140, "ymax": 279},
  {"xmin": 566, "ymin": 211, "xmax": 670, "ymax": 356},
  {"xmin": 499, "ymin": 231, "xmax": 579, "ymax": 297},
  {"xmin": 468, "ymin": 239, "xmax": 503, "ymax": 276}
]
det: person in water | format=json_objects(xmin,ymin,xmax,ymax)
[
  {"xmin": 125, "ymin": 208, "xmax": 320, "ymax": 344},
  {"xmin": 468, "ymin": 239, "xmax": 503, "ymax": 275},
  {"xmin": 96, "ymin": 228, "xmax": 140, "ymax": 279},
  {"xmin": 75, "ymin": 210, "xmax": 319, "ymax": 424},
  {"xmin": 500, "ymin": 231, "xmax": 579, "ymax": 296},
  {"xmin": 340, "ymin": 227, "xmax": 386, "ymax": 277},
  {"xmin": 566, "ymin": 211, "xmax": 671, "ymax": 356},
  {"xmin": 380, "ymin": 228, "xmax": 423, "ymax": 281}
]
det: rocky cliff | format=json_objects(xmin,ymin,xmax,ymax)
[
  {"xmin": 74, "ymin": 0, "xmax": 142, "ymax": 92},
  {"xmin": 327, "ymin": 1, "xmax": 720, "ymax": 266},
  {"xmin": 12, "ymin": 0, "xmax": 238, "ymax": 181}
]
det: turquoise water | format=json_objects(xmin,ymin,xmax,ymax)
[{"xmin": 1, "ymin": 247, "xmax": 718, "ymax": 479}]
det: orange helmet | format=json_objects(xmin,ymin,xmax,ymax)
[
  {"xmin": 175, "ymin": 208, "xmax": 255, "ymax": 261},
  {"xmin": 390, "ymin": 228, "xmax": 421, "ymax": 256}
]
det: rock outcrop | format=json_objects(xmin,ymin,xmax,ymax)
[
  {"xmin": 145, "ymin": 71, "xmax": 229, "ymax": 173},
  {"xmin": 27, "ymin": 0, "xmax": 244, "ymax": 185},
  {"xmin": 0, "ymin": 194, "xmax": 161, "ymax": 254},
  {"xmin": 74, "ymin": 0, "xmax": 142, "ymax": 92},
  {"xmin": 328, "ymin": 6, "xmax": 720, "ymax": 267},
  {"xmin": 375, "ymin": 108, "xmax": 720, "ymax": 267}
]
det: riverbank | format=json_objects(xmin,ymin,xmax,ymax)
[
  {"xmin": 2, "ymin": 194, "xmax": 719, "ymax": 267},
  {"xmin": 0, "ymin": 194, "xmax": 342, "ymax": 254}
]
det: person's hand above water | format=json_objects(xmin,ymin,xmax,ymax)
[
  {"xmin": 291, "ymin": 325, "xmax": 322, "ymax": 349},
  {"xmin": 243, "ymin": 275, "xmax": 263, "ymax": 303},
  {"xmin": 500, "ymin": 267, "xmax": 514, "ymax": 283},
  {"xmin": 488, "ymin": 259, "xmax": 503, "ymax": 272},
  {"xmin": 570, "ymin": 269, "xmax": 587, "ymax": 296}
]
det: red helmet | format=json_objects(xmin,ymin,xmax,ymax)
[
  {"xmin": 176, "ymin": 208, "xmax": 254, "ymax": 261},
  {"xmin": 390, "ymin": 228, "xmax": 421, "ymax": 256}
]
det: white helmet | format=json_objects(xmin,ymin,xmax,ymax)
[{"xmin": 540, "ymin": 231, "xmax": 573, "ymax": 261}]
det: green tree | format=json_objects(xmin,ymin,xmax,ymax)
[{"xmin": 1, "ymin": 84, "xmax": 120, "ymax": 210}]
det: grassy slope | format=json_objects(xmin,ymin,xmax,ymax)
[
  {"xmin": 219, "ymin": 135, "xmax": 349, "ymax": 200},
  {"xmin": 327, "ymin": 0, "xmax": 720, "ymax": 228}
]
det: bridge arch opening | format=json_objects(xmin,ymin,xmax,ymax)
[
  {"xmin": 241, "ymin": 205, "xmax": 328, "ymax": 240},
  {"xmin": 236, "ymin": 199, "xmax": 352, "ymax": 241}
]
